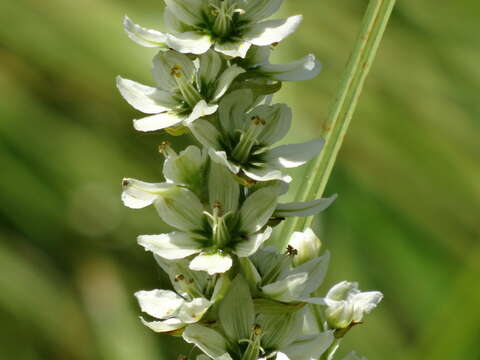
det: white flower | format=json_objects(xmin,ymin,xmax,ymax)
[
  {"xmin": 287, "ymin": 228, "xmax": 322, "ymax": 266},
  {"xmin": 324, "ymin": 281, "xmax": 383, "ymax": 329},
  {"xmin": 117, "ymin": 50, "xmax": 243, "ymax": 132},
  {"xmin": 124, "ymin": 0, "xmax": 303, "ymax": 58},
  {"xmin": 135, "ymin": 257, "xmax": 231, "ymax": 333},
  {"xmin": 183, "ymin": 275, "xmax": 335, "ymax": 360},
  {"xmin": 135, "ymin": 289, "xmax": 210, "ymax": 333},
  {"xmin": 244, "ymin": 229, "xmax": 330, "ymax": 304},
  {"xmin": 122, "ymin": 158, "xmax": 277, "ymax": 274},
  {"xmin": 190, "ymin": 89, "xmax": 325, "ymax": 183}
]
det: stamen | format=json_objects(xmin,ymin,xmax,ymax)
[
  {"xmin": 251, "ymin": 115, "xmax": 266, "ymax": 126},
  {"xmin": 210, "ymin": 0, "xmax": 238, "ymax": 37},
  {"xmin": 170, "ymin": 65, "xmax": 202, "ymax": 108},
  {"xmin": 240, "ymin": 324, "xmax": 263, "ymax": 360},
  {"xmin": 209, "ymin": 202, "xmax": 230, "ymax": 248},
  {"xmin": 170, "ymin": 64, "xmax": 182, "ymax": 77},
  {"xmin": 212, "ymin": 200, "xmax": 224, "ymax": 217},
  {"xmin": 231, "ymin": 116, "xmax": 266, "ymax": 164},
  {"xmin": 158, "ymin": 141, "xmax": 177, "ymax": 157},
  {"xmin": 285, "ymin": 245, "xmax": 298, "ymax": 256},
  {"xmin": 253, "ymin": 324, "xmax": 263, "ymax": 336},
  {"xmin": 174, "ymin": 273, "xmax": 202, "ymax": 298}
]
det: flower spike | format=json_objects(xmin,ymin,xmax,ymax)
[{"xmin": 117, "ymin": 0, "xmax": 389, "ymax": 358}]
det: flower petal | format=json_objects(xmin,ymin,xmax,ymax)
[
  {"xmin": 177, "ymin": 297, "xmax": 211, "ymax": 323},
  {"xmin": 209, "ymin": 161, "xmax": 240, "ymax": 213},
  {"xmin": 183, "ymin": 324, "xmax": 231, "ymax": 359},
  {"xmin": 184, "ymin": 100, "xmax": 218, "ymax": 125},
  {"xmin": 116, "ymin": 76, "xmax": 176, "ymax": 114},
  {"xmin": 261, "ymin": 272, "xmax": 308, "ymax": 302},
  {"xmin": 265, "ymin": 138, "xmax": 325, "ymax": 168},
  {"xmin": 164, "ymin": 0, "xmax": 205, "ymax": 26},
  {"xmin": 326, "ymin": 281, "xmax": 358, "ymax": 301},
  {"xmin": 189, "ymin": 252, "xmax": 233, "ymax": 275},
  {"xmin": 155, "ymin": 187, "xmax": 205, "ymax": 232},
  {"xmin": 274, "ymin": 353, "xmax": 291, "ymax": 360},
  {"xmin": 219, "ymin": 275, "xmax": 255, "ymax": 342},
  {"xmin": 212, "ymin": 65, "xmax": 245, "ymax": 102},
  {"xmin": 251, "ymin": 103, "xmax": 292, "ymax": 146},
  {"xmin": 282, "ymin": 332, "xmax": 334, "ymax": 360},
  {"xmin": 135, "ymin": 289, "xmax": 184, "ymax": 319},
  {"xmin": 297, "ymin": 252, "xmax": 330, "ymax": 297},
  {"xmin": 154, "ymin": 257, "xmax": 210, "ymax": 298},
  {"xmin": 163, "ymin": 145, "xmax": 206, "ymax": 185},
  {"xmin": 243, "ymin": 167, "xmax": 292, "ymax": 183},
  {"xmin": 164, "ymin": 7, "xmax": 188, "ymax": 32},
  {"xmin": 189, "ymin": 119, "xmax": 223, "ymax": 149},
  {"xmin": 121, "ymin": 179, "xmax": 174, "ymax": 209},
  {"xmin": 243, "ymin": 46, "xmax": 271, "ymax": 68},
  {"xmin": 243, "ymin": 0, "xmax": 284, "ymax": 22},
  {"xmin": 258, "ymin": 54, "xmax": 322, "ymax": 81},
  {"xmin": 167, "ymin": 32, "xmax": 213, "ymax": 55},
  {"xmin": 138, "ymin": 232, "xmax": 203, "ymax": 260},
  {"xmin": 123, "ymin": 16, "xmax": 168, "ymax": 48},
  {"xmin": 351, "ymin": 291, "xmax": 383, "ymax": 322},
  {"xmin": 299, "ymin": 297, "xmax": 327, "ymax": 305},
  {"xmin": 152, "ymin": 50, "xmax": 196, "ymax": 92},
  {"xmin": 257, "ymin": 307, "xmax": 305, "ymax": 349},
  {"xmin": 325, "ymin": 300, "xmax": 355, "ymax": 329},
  {"xmin": 198, "ymin": 50, "xmax": 223, "ymax": 90},
  {"xmin": 209, "ymin": 149, "xmax": 241, "ymax": 174},
  {"xmin": 287, "ymin": 228, "xmax": 322, "ymax": 267},
  {"xmin": 214, "ymin": 41, "xmax": 252, "ymax": 58},
  {"xmin": 239, "ymin": 187, "xmax": 277, "ymax": 234},
  {"xmin": 140, "ymin": 316, "xmax": 185, "ymax": 333},
  {"xmin": 133, "ymin": 112, "xmax": 185, "ymax": 132},
  {"xmin": 274, "ymin": 194, "xmax": 337, "ymax": 218},
  {"xmin": 245, "ymin": 15, "xmax": 303, "ymax": 46},
  {"xmin": 234, "ymin": 227, "xmax": 272, "ymax": 257},
  {"xmin": 218, "ymin": 89, "xmax": 254, "ymax": 135}
]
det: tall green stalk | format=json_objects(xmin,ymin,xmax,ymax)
[{"xmin": 280, "ymin": 0, "xmax": 396, "ymax": 246}]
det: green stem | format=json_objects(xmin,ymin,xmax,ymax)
[
  {"xmin": 320, "ymin": 338, "xmax": 342, "ymax": 360},
  {"xmin": 279, "ymin": 0, "xmax": 396, "ymax": 246}
]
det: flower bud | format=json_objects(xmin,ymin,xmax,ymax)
[
  {"xmin": 287, "ymin": 228, "xmax": 322, "ymax": 266},
  {"xmin": 324, "ymin": 281, "xmax": 383, "ymax": 330}
]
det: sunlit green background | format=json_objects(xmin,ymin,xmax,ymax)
[{"xmin": 1, "ymin": 0, "xmax": 479, "ymax": 359}]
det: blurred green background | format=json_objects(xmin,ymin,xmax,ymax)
[{"xmin": 0, "ymin": 0, "xmax": 479, "ymax": 359}]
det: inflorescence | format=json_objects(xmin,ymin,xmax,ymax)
[{"xmin": 118, "ymin": 1, "xmax": 382, "ymax": 359}]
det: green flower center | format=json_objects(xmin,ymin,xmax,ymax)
[
  {"xmin": 209, "ymin": 0, "xmax": 245, "ymax": 39},
  {"xmin": 171, "ymin": 64, "xmax": 203, "ymax": 108},
  {"xmin": 232, "ymin": 115, "xmax": 266, "ymax": 164}
]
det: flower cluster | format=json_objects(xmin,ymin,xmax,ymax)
[{"xmin": 118, "ymin": 1, "xmax": 382, "ymax": 359}]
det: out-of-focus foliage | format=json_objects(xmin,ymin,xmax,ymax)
[{"xmin": 0, "ymin": 0, "xmax": 478, "ymax": 359}]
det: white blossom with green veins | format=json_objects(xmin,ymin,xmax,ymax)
[
  {"xmin": 117, "ymin": 50, "xmax": 244, "ymax": 132},
  {"xmin": 191, "ymin": 89, "xmax": 325, "ymax": 183},
  {"xmin": 124, "ymin": 0, "xmax": 302, "ymax": 58}
]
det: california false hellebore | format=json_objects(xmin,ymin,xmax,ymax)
[{"xmin": 118, "ymin": 1, "xmax": 382, "ymax": 359}]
